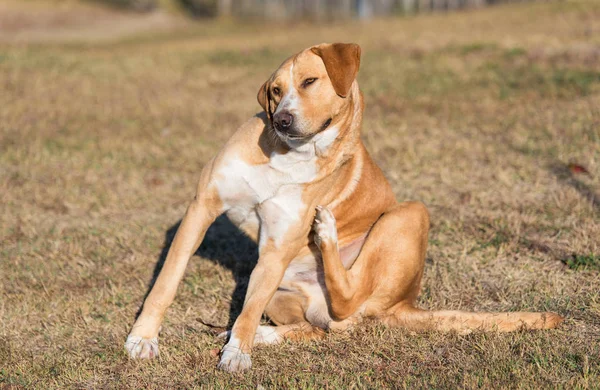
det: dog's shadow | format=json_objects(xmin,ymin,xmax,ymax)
[{"xmin": 137, "ymin": 214, "xmax": 258, "ymax": 328}]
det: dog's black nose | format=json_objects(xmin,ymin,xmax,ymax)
[{"xmin": 274, "ymin": 111, "xmax": 294, "ymax": 131}]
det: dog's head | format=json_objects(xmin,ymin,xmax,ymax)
[{"xmin": 257, "ymin": 43, "xmax": 361, "ymax": 144}]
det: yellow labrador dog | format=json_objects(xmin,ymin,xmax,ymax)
[{"xmin": 125, "ymin": 43, "xmax": 563, "ymax": 372}]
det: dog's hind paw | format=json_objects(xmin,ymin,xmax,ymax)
[
  {"xmin": 124, "ymin": 335, "xmax": 159, "ymax": 359},
  {"xmin": 218, "ymin": 344, "xmax": 252, "ymax": 372},
  {"xmin": 313, "ymin": 205, "xmax": 338, "ymax": 250},
  {"xmin": 218, "ymin": 325, "xmax": 283, "ymax": 346}
]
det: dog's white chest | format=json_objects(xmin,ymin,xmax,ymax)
[{"xmin": 215, "ymin": 146, "xmax": 318, "ymax": 248}]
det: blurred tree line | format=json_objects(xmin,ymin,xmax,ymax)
[
  {"xmin": 97, "ymin": 0, "xmax": 218, "ymax": 16},
  {"xmin": 96, "ymin": 0, "xmax": 530, "ymax": 19}
]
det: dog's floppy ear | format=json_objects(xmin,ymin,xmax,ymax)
[
  {"xmin": 257, "ymin": 80, "xmax": 269, "ymax": 112},
  {"xmin": 257, "ymin": 79, "xmax": 273, "ymax": 122},
  {"xmin": 311, "ymin": 43, "xmax": 361, "ymax": 98}
]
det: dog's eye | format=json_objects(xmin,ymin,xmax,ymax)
[
  {"xmin": 272, "ymin": 87, "xmax": 281, "ymax": 96},
  {"xmin": 302, "ymin": 78, "xmax": 317, "ymax": 88}
]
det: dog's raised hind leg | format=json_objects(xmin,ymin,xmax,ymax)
[
  {"xmin": 219, "ymin": 322, "xmax": 325, "ymax": 346},
  {"xmin": 313, "ymin": 206, "xmax": 368, "ymax": 321}
]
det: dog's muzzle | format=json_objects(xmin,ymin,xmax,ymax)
[{"xmin": 273, "ymin": 111, "xmax": 294, "ymax": 133}]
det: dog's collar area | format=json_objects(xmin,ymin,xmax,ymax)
[
  {"xmin": 319, "ymin": 118, "xmax": 332, "ymax": 132},
  {"xmin": 272, "ymin": 125, "xmax": 310, "ymax": 144}
]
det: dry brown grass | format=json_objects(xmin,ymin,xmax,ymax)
[
  {"xmin": 1, "ymin": 1, "xmax": 600, "ymax": 388},
  {"xmin": 0, "ymin": 0, "xmax": 185, "ymax": 43}
]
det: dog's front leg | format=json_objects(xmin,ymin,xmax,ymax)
[
  {"xmin": 218, "ymin": 197, "xmax": 312, "ymax": 372},
  {"xmin": 125, "ymin": 161, "xmax": 223, "ymax": 359},
  {"xmin": 217, "ymin": 250, "xmax": 293, "ymax": 372}
]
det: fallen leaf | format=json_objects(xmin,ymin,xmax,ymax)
[
  {"xmin": 459, "ymin": 192, "xmax": 472, "ymax": 204},
  {"xmin": 146, "ymin": 177, "xmax": 164, "ymax": 187},
  {"xmin": 568, "ymin": 163, "xmax": 590, "ymax": 175}
]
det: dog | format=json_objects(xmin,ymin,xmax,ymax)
[{"xmin": 125, "ymin": 43, "xmax": 563, "ymax": 372}]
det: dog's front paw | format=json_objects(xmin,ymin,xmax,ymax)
[
  {"xmin": 125, "ymin": 335, "xmax": 159, "ymax": 359},
  {"xmin": 313, "ymin": 205, "xmax": 338, "ymax": 250},
  {"xmin": 218, "ymin": 343, "xmax": 252, "ymax": 372}
]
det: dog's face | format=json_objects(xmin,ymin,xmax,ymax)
[{"xmin": 258, "ymin": 43, "xmax": 361, "ymax": 144}]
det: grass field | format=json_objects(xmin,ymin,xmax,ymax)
[{"xmin": 1, "ymin": 0, "xmax": 600, "ymax": 388}]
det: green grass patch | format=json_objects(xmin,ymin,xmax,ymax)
[
  {"xmin": 458, "ymin": 42, "xmax": 499, "ymax": 55},
  {"xmin": 503, "ymin": 47, "xmax": 527, "ymax": 59},
  {"xmin": 480, "ymin": 63, "xmax": 600, "ymax": 99},
  {"xmin": 563, "ymin": 254, "xmax": 600, "ymax": 271}
]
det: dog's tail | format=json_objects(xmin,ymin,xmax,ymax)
[{"xmin": 378, "ymin": 305, "xmax": 563, "ymax": 334}]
